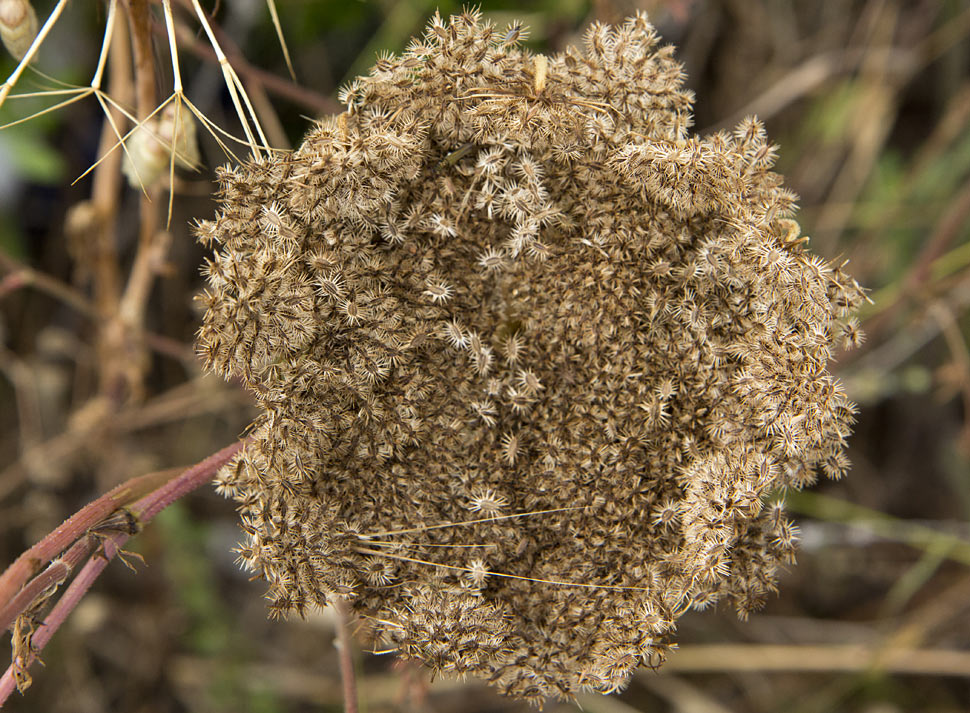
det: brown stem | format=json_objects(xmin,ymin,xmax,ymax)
[
  {"xmin": 107, "ymin": 0, "xmax": 161, "ymax": 403},
  {"xmin": 0, "ymin": 255, "xmax": 98, "ymax": 318},
  {"xmin": 85, "ymin": 4, "xmax": 132, "ymax": 405},
  {"xmin": 332, "ymin": 598, "xmax": 360, "ymax": 713},
  {"xmin": 0, "ymin": 370, "xmax": 241, "ymax": 504},
  {"xmin": 127, "ymin": 0, "xmax": 157, "ymax": 123},
  {"xmin": 142, "ymin": 331, "xmax": 197, "ymax": 365},
  {"xmin": 0, "ymin": 252, "xmax": 196, "ymax": 370},
  {"xmin": 89, "ymin": 6, "xmax": 131, "ymax": 323}
]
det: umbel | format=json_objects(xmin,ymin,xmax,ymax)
[{"xmin": 196, "ymin": 9, "xmax": 864, "ymax": 701}]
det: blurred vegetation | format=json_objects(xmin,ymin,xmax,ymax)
[{"xmin": 1, "ymin": 1, "xmax": 970, "ymax": 712}]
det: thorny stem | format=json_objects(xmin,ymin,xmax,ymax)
[
  {"xmin": 332, "ymin": 598, "xmax": 360, "ymax": 713},
  {"xmin": 0, "ymin": 440, "xmax": 248, "ymax": 703},
  {"xmin": 0, "ymin": 536, "xmax": 123, "ymax": 701},
  {"xmin": 132, "ymin": 440, "xmax": 247, "ymax": 522}
]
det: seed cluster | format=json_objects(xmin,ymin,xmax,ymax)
[{"xmin": 196, "ymin": 10, "xmax": 864, "ymax": 701}]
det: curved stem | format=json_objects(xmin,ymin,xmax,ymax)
[
  {"xmin": 0, "ymin": 470, "xmax": 174, "ymax": 611},
  {"xmin": 0, "ymin": 439, "xmax": 248, "ymax": 704},
  {"xmin": 0, "ymin": 536, "xmax": 123, "ymax": 702},
  {"xmin": 0, "ymin": 537, "xmax": 96, "ymax": 636}
]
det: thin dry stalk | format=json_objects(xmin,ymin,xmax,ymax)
[
  {"xmin": 332, "ymin": 598, "xmax": 360, "ymax": 713},
  {"xmin": 660, "ymin": 643, "xmax": 970, "ymax": 677},
  {"xmin": 164, "ymin": 16, "xmax": 338, "ymax": 115},
  {"xmin": 86, "ymin": 5, "xmax": 130, "ymax": 322},
  {"xmin": 108, "ymin": 0, "xmax": 161, "ymax": 402}
]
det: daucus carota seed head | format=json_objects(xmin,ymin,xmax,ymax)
[{"xmin": 197, "ymin": 9, "xmax": 864, "ymax": 702}]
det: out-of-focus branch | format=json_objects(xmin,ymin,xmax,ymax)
[
  {"xmin": 0, "ymin": 254, "xmax": 97, "ymax": 318},
  {"xmin": 159, "ymin": 15, "xmax": 339, "ymax": 116},
  {"xmin": 658, "ymin": 643, "xmax": 970, "ymax": 676},
  {"xmin": 87, "ymin": 4, "xmax": 130, "ymax": 322},
  {"xmin": 332, "ymin": 598, "xmax": 360, "ymax": 713},
  {"xmin": 850, "ymin": 175, "xmax": 970, "ymax": 356},
  {"xmin": 102, "ymin": 0, "xmax": 161, "ymax": 403}
]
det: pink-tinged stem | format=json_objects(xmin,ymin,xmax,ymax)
[
  {"xmin": 0, "ymin": 469, "xmax": 174, "ymax": 611},
  {"xmin": 0, "ymin": 537, "xmax": 96, "ymax": 635},
  {"xmin": 0, "ymin": 439, "xmax": 247, "ymax": 704},
  {"xmin": 0, "ymin": 536, "xmax": 122, "ymax": 703},
  {"xmin": 130, "ymin": 440, "xmax": 246, "ymax": 523}
]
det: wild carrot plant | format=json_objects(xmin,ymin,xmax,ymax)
[
  {"xmin": 0, "ymin": 2, "xmax": 877, "ymax": 708},
  {"xmin": 197, "ymin": 9, "xmax": 863, "ymax": 701}
]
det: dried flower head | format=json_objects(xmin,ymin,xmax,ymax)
[{"xmin": 197, "ymin": 10, "xmax": 864, "ymax": 702}]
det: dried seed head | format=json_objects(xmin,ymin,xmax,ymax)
[
  {"xmin": 198, "ymin": 9, "xmax": 864, "ymax": 703},
  {"xmin": 467, "ymin": 488, "xmax": 509, "ymax": 516}
]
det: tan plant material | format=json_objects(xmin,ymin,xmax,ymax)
[
  {"xmin": 196, "ymin": 10, "xmax": 864, "ymax": 701},
  {"xmin": 0, "ymin": 0, "xmax": 37, "ymax": 61},
  {"xmin": 121, "ymin": 100, "xmax": 201, "ymax": 189}
]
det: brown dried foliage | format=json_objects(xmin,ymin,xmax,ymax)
[{"xmin": 195, "ymin": 10, "xmax": 864, "ymax": 702}]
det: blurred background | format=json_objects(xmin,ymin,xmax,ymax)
[{"xmin": 1, "ymin": 0, "xmax": 970, "ymax": 711}]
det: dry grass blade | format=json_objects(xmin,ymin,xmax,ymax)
[
  {"xmin": 353, "ymin": 547, "xmax": 652, "ymax": 592},
  {"xmin": 660, "ymin": 644, "xmax": 970, "ymax": 677},
  {"xmin": 187, "ymin": 0, "xmax": 270, "ymax": 156},
  {"xmin": 0, "ymin": 0, "xmax": 69, "ymax": 108},
  {"xmin": 265, "ymin": 0, "xmax": 295, "ymax": 80},
  {"xmin": 358, "ymin": 505, "xmax": 587, "ymax": 538}
]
